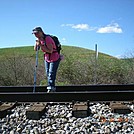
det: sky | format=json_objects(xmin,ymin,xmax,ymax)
[{"xmin": 0, "ymin": 0, "xmax": 134, "ymax": 58}]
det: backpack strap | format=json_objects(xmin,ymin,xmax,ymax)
[{"xmin": 43, "ymin": 34, "xmax": 57, "ymax": 52}]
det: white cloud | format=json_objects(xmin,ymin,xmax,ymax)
[
  {"xmin": 72, "ymin": 24, "xmax": 89, "ymax": 31},
  {"xmin": 61, "ymin": 23, "xmax": 90, "ymax": 31},
  {"xmin": 62, "ymin": 38, "xmax": 66, "ymax": 41},
  {"xmin": 61, "ymin": 38, "xmax": 66, "ymax": 43},
  {"xmin": 60, "ymin": 38, "xmax": 67, "ymax": 44},
  {"xmin": 61, "ymin": 22, "xmax": 122, "ymax": 33},
  {"xmin": 61, "ymin": 24, "xmax": 73, "ymax": 27},
  {"xmin": 97, "ymin": 23, "xmax": 123, "ymax": 33}
]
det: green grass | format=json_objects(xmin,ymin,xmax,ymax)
[
  {"xmin": 0, "ymin": 46, "xmax": 34, "ymax": 55},
  {"xmin": 1, "ymin": 45, "xmax": 130, "ymax": 86},
  {"xmin": 0, "ymin": 45, "xmax": 117, "ymax": 62}
]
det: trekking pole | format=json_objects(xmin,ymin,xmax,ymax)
[
  {"xmin": 94, "ymin": 44, "xmax": 98, "ymax": 84},
  {"xmin": 33, "ymin": 46, "xmax": 40, "ymax": 93}
]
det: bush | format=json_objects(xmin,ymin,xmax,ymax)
[
  {"xmin": 0, "ymin": 54, "xmax": 36, "ymax": 86},
  {"xmin": 1, "ymin": 46, "xmax": 134, "ymax": 86}
]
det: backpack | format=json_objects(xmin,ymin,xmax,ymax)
[{"xmin": 44, "ymin": 35, "xmax": 61, "ymax": 54}]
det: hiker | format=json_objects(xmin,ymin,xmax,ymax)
[{"xmin": 32, "ymin": 27, "xmax": 61, "ymax": 93}]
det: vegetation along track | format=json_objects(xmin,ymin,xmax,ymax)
[{"xmin": 0, "ymin": 84, "xmax": 134, "ymax": 102}]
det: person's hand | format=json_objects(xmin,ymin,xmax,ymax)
[
  {"xmin": 36, "ymin": 40, "xmax": 41, "ymax": 46},
  {"xmin": 34, "ymin": 40, "xmax": 40, "ymax": 51}
]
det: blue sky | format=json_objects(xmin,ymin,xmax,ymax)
[{"xmin": 0, "ymin": 0, "xmax": 134, "ymax": 58}]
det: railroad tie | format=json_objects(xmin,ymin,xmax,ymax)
[
  {"xmin": 26, "ymin": 102, "xmax": 47, "ymax": 120},
  {"xmin": 110, "ymin": 102, "xmax": 132, "ymax": 114},
  {"xmin": 72, "ymin": 102, "xmax": 91, "ymax": 118},
  {"xmin": 0, "ymin": 102, "xmax": 16, "ymax": 118}
]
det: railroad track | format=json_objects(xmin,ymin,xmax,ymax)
[
  {"xmin": 0, "ymin": 84, "xmax": 134, "ymax": 92},
  {"xmin": 0, "ymin": 85, "xmax": 133, "ymax": 133},
  {"xmin": 0, "ymin": 84, "xmax": 134, "ymax": 102}
]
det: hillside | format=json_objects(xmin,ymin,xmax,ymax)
[
  {"xmin": 1, "ymin": 46, "xmax": 133, "ymax": 86},
  {"xmin": 0, "ymin": 46, "xmax": 114, "ymax": 62},
  {"xmin": 0, "ymin": 45, "xmax": 114, "ymax": 60}
]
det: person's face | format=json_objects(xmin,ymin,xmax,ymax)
[{"xmin": 34, "ymin": 31, "xmax": 42, "ymax": 38}]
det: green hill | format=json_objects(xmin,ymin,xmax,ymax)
[
  {"xmin": 0, "ymin": 45, "xmax": 113, "ymax": 60},
  {"xmin": 0, "ymin": 46, "xmax": 133, "ymax": 86}
]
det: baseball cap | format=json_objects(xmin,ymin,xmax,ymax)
[{"xmin": 32, "ymin": 27, "xmax": 43, "ymax": 34}]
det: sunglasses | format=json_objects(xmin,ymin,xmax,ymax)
[{"xmin": 34, "ymin": 32, "xmax": 40, "ymax": 35}]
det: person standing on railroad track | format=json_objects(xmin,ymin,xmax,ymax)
[{"xmin": 32, "ymin": 27, "xmax": 61, "ymax": 93}]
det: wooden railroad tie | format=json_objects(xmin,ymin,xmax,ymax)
[
  {"xmin": 0, "ymin": 102, "xmax": 16, "ymax": 118},
  {"xmin": 110, "ymin": 102, "xmax": 132, "ymax": 114},
  {"xmin": 26, "ymin": 102, "xmax": 47, "ymax": 120},
  {"xmin": 72, "ymin": 101, "xmax": 91, "ymax": 118}
]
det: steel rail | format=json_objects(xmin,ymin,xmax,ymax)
[
  {"xmin": 0, "ymin": 84, "xmax": 134, "ymax": 92},
  {"xmin": 0, "ymin": 91, "xmax": 133, "ymax": 102}
]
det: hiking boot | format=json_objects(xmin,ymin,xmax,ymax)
[
  {"xmin": 47, "ymin": 89, "xmax": 56, "ymax": 93},
  {"xmin": 47, "ymin": 86, "xmax": 56, "ymax": 93}
]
